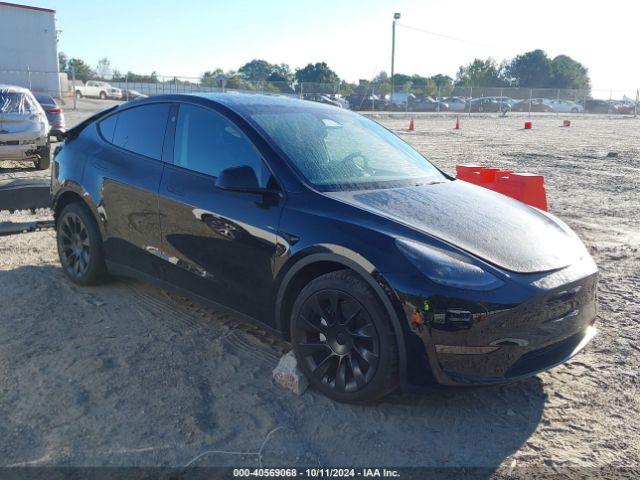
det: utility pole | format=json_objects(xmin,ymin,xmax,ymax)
[{"xmin": 390, "ymin": 12, "xmax": 401, "ymax": 104}]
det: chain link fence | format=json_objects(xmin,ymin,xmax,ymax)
[{"xmin": 1, "ymin": 68, "xmax": 638, "ymax": 117}]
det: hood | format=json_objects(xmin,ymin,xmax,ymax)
[{"xmin": 325, "ymin": 180, "xmax": 585, "ymax": 274}]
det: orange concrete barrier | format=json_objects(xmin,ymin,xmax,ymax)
[
  {"xmin": 455, "ymin": 165, "xmax": 484, "ymax": 183},
  {"xmin": 456, "ymin": 165, "xmax": 548, "ymax": 211}
]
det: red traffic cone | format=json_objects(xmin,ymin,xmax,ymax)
[
  {"xmin": 455, "ymin": 116, "xmax": 460, "ymax": 130},
  {"xmin": 408, "ymin": 118, "xmax": 414, "ymax": 131}
]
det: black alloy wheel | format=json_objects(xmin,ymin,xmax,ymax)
[
  {"xmin": 291, "ymin": 271, "xmax": 398, "ymax": 403},
  {"xmin": 56, "ymin": 203, "xmax": 107, "ymax": 285},
  {"xmin": 58, "ymin": 211, "xmax": 91, "ymax": 279}
]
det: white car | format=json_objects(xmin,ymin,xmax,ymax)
[
  {"xmin": 0, "ymin": 85, "xmax": 51, "ymax": 170},
  {"xmin": 441, "ymin": 97, "xmax": 468, "ymax": 111},
  {"xmin": 545, "ymin": 99, "xmax": 584, "ymax": 113},
  {"xmin": 75, "ymin": 81, "xmax": 122, "ymax": 100}
]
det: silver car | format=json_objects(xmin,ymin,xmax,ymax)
[{"xmin": 0, "ymin": 85, "xmax": 51, "ymax": 170}]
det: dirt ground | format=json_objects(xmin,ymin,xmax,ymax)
[{"xmin": 0, "ymin": 102, "xmax": 638, "ymax": 476}]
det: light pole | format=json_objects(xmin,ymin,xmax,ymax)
[{"xmin": 390, "ymin": 12, "xmax": 401, "ymax": 104}]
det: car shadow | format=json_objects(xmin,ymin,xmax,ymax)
[
  {"xmin": 0, "ymin": 265, "xmax": 546, "ymax": 475},
  {"xmin": 0, "ymin": 164, "xmax": 39, "ymax": 175}
]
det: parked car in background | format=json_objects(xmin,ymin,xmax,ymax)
[
  {"xmin": 441, "ymin": 97, "xmax": 467, "ymax": 112},
  {"xmin": 409, "ymin": 96, "xmax": 449, "ymax": 112},
  {"xmin": 542, "ymin": 99, "xmax": 583, "ymax": 113},
  {"xmin": 467, "ymin": 97, "xmax": 511, "ymax": 113},
  {"xmin": 388, "ymin": 92, "xmax": 416, "ymax": 107},
  {"xmin": 578, "ymin": 99, "xmax": 618, "ymax": 114},
  {"xmin": 120, "ymin": 89, "xmax": 148, "ymax": 101},
  {"xmin": 0, "ymin": 85, "xmax": 51, "ymax": 170},
  {"xmin": 75, "ymin": 81, "xmax": 122, "ymax": 100},
  {"xmin": 512, "ymin": 99, "xmax": 554, "ymax": 113},
  {"xmin": 33, "ymin": 91, "xmax": 66, "ymax": 139},
  {"xmin": 303, "ymin": 94, "xmax": 343, "ymax": 108},
  {"xmin": 346, "ymin": 94, "xmax": 388, "ymax": 111},
  {"xmin": 612, "ymin": 102, "xmax": 636, "ymax": 115},
  {"xmin": 51, "ymin": 93, "xmax": 598, "ymax": 403},
  {"xmin": 488, "ymin": 96, "xmax": 516, "ymax": 107}
]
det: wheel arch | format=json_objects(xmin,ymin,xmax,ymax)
[
  {"xmin": 275, "ymin": 251, "xmax": 408, "ymax": 389},
  {"xmin": 53, "ymin": 187, "xmax": 105, "ymax": 237}
]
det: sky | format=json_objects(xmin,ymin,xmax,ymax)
[{"xmin": 17, "ymin": 0, "xmax": 640, "ymax": 95}]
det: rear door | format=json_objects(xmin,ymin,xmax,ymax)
[
  {"xmin": 158, "ymin": 102, "xmax": 283, "ymax": 322},
  {"xmin": 85, "ymin": 102, "xmax": 171, "ymax": 276}
]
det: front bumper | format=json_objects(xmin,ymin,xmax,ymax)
[{"xmin": 390, "ymin": 255, "xmax": 599, "ymax": 387}]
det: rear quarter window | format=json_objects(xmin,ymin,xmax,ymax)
[
  {"xmin": 98, "ymin": 115, "xmax": 117, "ymax": 142},
  {"xmin": 100, "ymin": 104, "xmax": 171, "ymax": 161}
]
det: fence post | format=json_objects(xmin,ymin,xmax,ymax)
[
  {"xmin": 468, "ymin": 87, "xmax": 472, "ymax": 117},
  {"xmin": 529, "ymin": 88, "xmax": 533, "ymax": 117},
  {"xmin": 437, "ymin": 86, "xmax": 441, "ymax": 113},
  {"xmin": 499, "ymin": 87, "xmax": 503, "ymax": 114},
  {"xmin": 372, "ymin": 84, "xmax": 375, "ymax": 112},
  {"xmin": 125, "ymin": 73, "xmax": 129, "ymax": 101},
  {"xmin": 71, "ymin": 66, "xmax": 77, "ymax": 110},
  {"xmin": 27, "ymin": 66, "xmax": 32, "ymax": 90},
  {"xmin": 299, "ymin": 83, "xmax": 303, "ymax": 100}
]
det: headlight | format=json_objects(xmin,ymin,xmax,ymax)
[{"xmin": 396, "ymin": 239, "xmax": 504, "ymax": 291}]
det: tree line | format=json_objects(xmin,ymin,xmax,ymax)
[{"xmin": 58, "ymin": 49, "xmax": 591, "ymax": 96}]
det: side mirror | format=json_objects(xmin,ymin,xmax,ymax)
[{"xmin": 215, "ymin": 166, "xmax": 280, "ymax": 196}]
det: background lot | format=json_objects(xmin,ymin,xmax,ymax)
[{"xmin": 0, "ymin": 101, "xmax": 638, "ymax": 475}]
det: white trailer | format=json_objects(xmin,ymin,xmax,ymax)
[{"xmin": 0, "ymin": 2, "xmax": 60, "ymax": 98}]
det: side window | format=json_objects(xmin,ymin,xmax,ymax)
[
  {"xmin": 98, "ymin": 114, "xmax": 117, "ymax": 142},
  {"xmin": 111, "ymin": 104, "xmax": 170, "ymax": 161},
  {"xmin": 173, "ymin": 104, "xmax": 270, "ymax": 186}
]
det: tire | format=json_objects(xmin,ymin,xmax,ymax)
[
  {"xmin": 35, "ymin": 144, "xmax": 51, "ymax": 170},
  {"xmin": 75, "ymin": 90, "xmax": 83, "ymax": 99},
  {"xmin": 290, "ymin": 270, "xmax": 399, "ymax": 404},
  {"xmin": 571, "ymin": 108, "xmax": 579, "ymax": 113},
  {"xmin": 56, "ymin": 202, "xmax": 108, "ymax": 286},
  {"xmin": 99, "ymin": 91, "xmax": 107, "ymax": 100}
]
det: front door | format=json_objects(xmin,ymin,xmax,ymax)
[{"xmin": 158, "ymin": 103, "xmax": 283, "ymax": 324}]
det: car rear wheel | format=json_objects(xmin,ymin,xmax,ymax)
[
  {"xmin": 56, "ymin": 202, "xmax": 107, "ymax": 286},
  {"xmin": 290, "ymin": 270, "xmax": 398, "ymax": 404},
  {"xmin": 75, "ymin": 90, "xmax": 82, "ymax": 99},
  {"xmin": 35, "ymin": 144, "xmax": 50, "ymax": 170}
]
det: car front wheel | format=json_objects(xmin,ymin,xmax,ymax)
[
  {"xmin": 99, "ymin": 91, "xmax": 107, "ymax": 100},
  {"xmin": 290, "ymin": 270, "xmax": 399, "ymax": 403},
  {"xmin": 56, "ymin": 202, "xmax": 107, "ymax": 285}
]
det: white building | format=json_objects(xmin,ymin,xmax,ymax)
[{"xmin": 0, "ymin": 2, "xmax": 60, "ymax": 97}]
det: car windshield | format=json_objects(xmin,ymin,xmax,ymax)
[
  {"xmin": 250, "ymin": 107, "xmax": 445, "ymax": 191},
  {"xmin": 0, "ymin": 90, "xmax": 36, "ymax": 114}
]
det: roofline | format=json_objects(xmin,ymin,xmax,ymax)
[{"xmin": 0, "ymin": 2, "xmax": 55, "ymax": 13}]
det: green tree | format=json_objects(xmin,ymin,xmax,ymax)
[
  {"xmin": 295, "ymin": 62, "xmax": 340, "ymax": 93},
  {"xmin": 67, "ymin": 58, "xmax": 95, "ymax": 82},
  {"xmin": 95, "ymin": 57, "xmax": 112, "ymax": 80},
  {"xmin": 58, "ymin": 52, "xmax": 68, "ymax": 73},
  {"xmin": 455, "ymin": 58, "xmax": 507, "ymax": 87},
  {"xmin": 506, "ymin": 49, "xmax": 552, "ymax": 87},
  {"xmin": 550, "ymin": 55, "xmax": 590, "ymax": 90},
  {"xmin": 238, "ymin": 59, "xmax": 274, "ymax": 82}
]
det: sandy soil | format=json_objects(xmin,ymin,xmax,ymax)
[{"xmin": 0, "ymin": 106, "xmax": 638, "ymax": 476}]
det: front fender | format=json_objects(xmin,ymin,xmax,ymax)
[{"xmin": 274, "ymin": 245, "xmax": 409, "ymax": 391}]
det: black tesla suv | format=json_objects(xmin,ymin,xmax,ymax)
[{"xmin": 52, "ymin": 93, "xmax": 598, "ymax": 403}]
